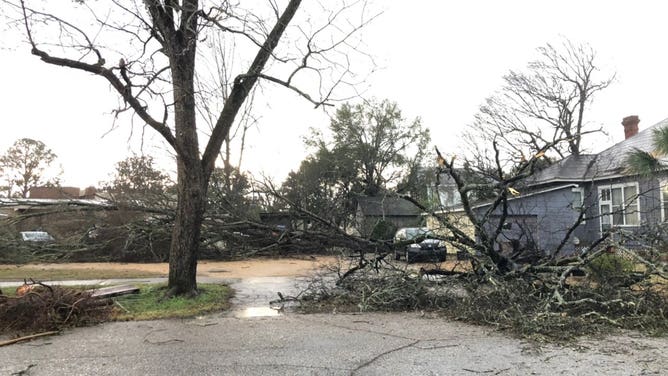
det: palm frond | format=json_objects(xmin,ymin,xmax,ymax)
[
  {"xmin": 626, "ymin": 148, "xmax": 663, "ymax": 176},
  {"xmin": 652, "ymin": 126, "xmax": 668, "ymax": 155}
]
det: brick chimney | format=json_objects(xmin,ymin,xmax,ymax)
[{"xmin": 622, "ymin": 115, "xmax": 640, "ymax": 139}]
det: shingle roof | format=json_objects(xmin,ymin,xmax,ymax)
[
  {"xmin": 525, "ymin": 154, "xmax": 598, "ymax": 185},
  {"xmin": 525, "ymin": 117, "xmax": 668, "ymax": 186},
  {"xmin": 592, "ymin": 117, "xmax": 668, "ymax": 176},
  {"xmin": 357, "ymin": 196, "xmax": 421, "ymax": 217}
]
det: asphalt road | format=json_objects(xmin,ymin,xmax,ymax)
[{"xmin": 1, "ymin": 311, "xmax": 666, "ymax": 375}]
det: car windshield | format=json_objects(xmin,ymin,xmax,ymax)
[
  {"xmin": 403, "ymin": 228, "xmax": 429, "ymax": 240},
  {"xmin": 20, "ymin": 231, "xmax": 54, "ymax": 242}
]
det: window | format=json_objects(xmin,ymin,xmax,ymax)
[
  {"xmin": 598, "ymin": 183, "xmax": 640, "ymax": 231},
  {"xmin": 661, "ymin": 180, "xmax": 668, "ymax": 222},
  {"xmin": 571, "ymin": 187, "xmax": 584, "ymax": 209},
  {"xmin": 571, "ymin": 187, "xmax": 586, "ymax": 222},
  {"xmin": 437, "ymin": 184, "xmax": 461, "ymax": 208}
]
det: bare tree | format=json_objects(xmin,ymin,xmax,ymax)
[
  {"xmin": 11, "ymin": 0, "xmax": 376, "ymax": 296},
  {"xmin": 466, "ymin": 39, "xmax": 614, "ymax": 167},
  {"xmin": 195, "ymin": 31, "xmax": 258, "ymax": 192}
]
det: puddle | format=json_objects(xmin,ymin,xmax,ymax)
[
  {"xmin": 234, "ymin": 306, "xmax": 282, "ymax": 318},
  {"xmin": 226, "ymin": 276, "xmax": 309, "ymax": 319}
]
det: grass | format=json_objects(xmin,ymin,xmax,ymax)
[
  {"xmin": 1, "ymin": 283, "xmax": 233, "ymax": 335},
  {"xmin": 0, "ymin": 266, "xmax": 164, "ymax": 281},
  {"xmin": 112, "ymin": 283, "xmax": 233, "ymax": 320}
]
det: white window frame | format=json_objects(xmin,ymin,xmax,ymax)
[
  {"xmin": 598, "ymin": 182, "xmax": 640, "ymax": 232},
  {"xmin": 661, "ymin": 179, "xmax": 668, "ymax": 222},
  {"xmin": 571, "ymin": 187, "xmax": 586, "ymax": 223}
]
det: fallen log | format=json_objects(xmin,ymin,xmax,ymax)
[{"xmin": 419, "ymin": 267, "xmax": 467, "ymax": 276}]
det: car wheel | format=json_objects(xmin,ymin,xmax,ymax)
[{"xmin": 437, "ymin": 253, "xmax": 446, "ymax": 262}]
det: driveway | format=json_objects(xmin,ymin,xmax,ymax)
[
  {"xmin": 1, "ymin": 257, "xmax": 666, "ymax": 375},
  {"xmin": 1, "ymin": 311, "xmax": 665, "ymax": 375}
]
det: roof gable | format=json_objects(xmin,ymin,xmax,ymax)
[{"xmin": 357, "ymin": 196, "xmax": 421, "ymax": 217}]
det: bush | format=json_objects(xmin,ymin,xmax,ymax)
[
  {"xmin": 369, "ymin": 220, "xmax": 397, "ymax": 242},
  {"xmin": 588, "ymin": 252, "xmax": 635, "ymax": 284}
]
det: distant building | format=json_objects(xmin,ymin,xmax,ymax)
[
  {"xmin": 355, "ymin": 196, "xmax": 422, "ymax": 238},
  {"xmin": 28, "ymin": 186, "xmax": 97, "ymax": 199}
]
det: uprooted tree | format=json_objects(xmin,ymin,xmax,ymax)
[
  {"xmin": 11, "ymin": 0, "xmax": 375, "ymax": 296},
  {"xmin": 393, "ymin": 39, "xmax": 617, "ymax": 273},
  {"xmin": 441, "ymin": 39, "xmax": 615, "ymax": 271},
  {"xmin": 278, "ymin": 41, "xmax": 666, "ymax": 338}
]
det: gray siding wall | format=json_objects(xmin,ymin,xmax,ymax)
[
  {"xmin": 480, "ymin": 174, "xmax": 668, "ymax": 255},
  {"xmin": 475, "ymin": 186, "xmax": 583, "ymax": 255},
  {"xmin": 585, "ymin": 174, "xmax": 666, "ymax": 242}
]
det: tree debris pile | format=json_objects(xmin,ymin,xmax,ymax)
[
  {"xmin": 441, "ymin": 273, "xmax": 667, "ymax": 341},
  {"xmin": 297, "ymin": 243, "xmax": 668, "ymax": 341},
  {"xmin": 0, "ymin": 206, "xmax": 356, "ymax": 263},
  {"xmin": 0, "ymin": 282, "xmax": 113, "ymax": 335},
  {"xmin": 299, "ymin": 268, "xmax": 447, "ymax": 313}
]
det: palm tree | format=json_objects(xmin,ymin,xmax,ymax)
[{"xmin": 626, "ymin": 126, "xmax": 668, "ymax": 175}]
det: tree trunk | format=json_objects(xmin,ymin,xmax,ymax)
[
  {"xmin": 167, "ymin": 160, "xmax": 205, "ymax": 296},
  {"xmin": 166, "ymin": 31, "xmax": 202, "ymax": 296}
]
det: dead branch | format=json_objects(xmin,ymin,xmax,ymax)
[{"xmin": 0, "ymin": 331, "xmax": 59, "ymax": 347}]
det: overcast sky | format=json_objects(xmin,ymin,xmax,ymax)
[{"xmin": 1, "ymin": 1, "xmax": 668, "ymax": 188}]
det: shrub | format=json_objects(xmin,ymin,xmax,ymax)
[
  {"xmin": 587, "ymin": 252, "xmax": 635, "ymax": 284},
  {"xmin": 370, "ymin": 220, "xmax": 397, "ymax": 242}
]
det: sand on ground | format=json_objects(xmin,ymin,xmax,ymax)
[{"xmin": 0, "ymin": 256, "xmax": 340, "ymax": 279}]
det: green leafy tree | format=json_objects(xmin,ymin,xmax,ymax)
[
  {"xmin": 280, "ymin": 148, "xmax": 359, "ymax": 226},
  {"xmin": 327, "ymin": 100, "xmax": 431, "ymax": 196},
  {"xmin": 105, "ymin": 155, "xmax": 171, "ymax": 197},
  {"xmin": 0, "ymin": 138, "xmax": 59, "ymax": 198},
  {"xmin": 282, "ymin": 99, "xmax": 430, "ymax": 224}
]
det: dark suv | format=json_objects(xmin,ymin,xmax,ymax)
[{"xmin": 393, "ymin": 227, "xmax": 446, "ymax": 263}]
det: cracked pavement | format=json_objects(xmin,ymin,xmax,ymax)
[{"xmin": 2, "ymin": 311, "xmax": 666, "ymax": 375}]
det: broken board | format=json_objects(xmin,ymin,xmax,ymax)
[{"xmin": 89, "ymin": 285, "xmax": 140, "ymax": 299}]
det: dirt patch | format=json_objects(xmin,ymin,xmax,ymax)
[
  {"xmin": 0, "ymin": 267, "xmax": 164, "ymax": 281},
  {"xmin": 0, "ymin": 256, "xmax": 338, "ymax": 281}
]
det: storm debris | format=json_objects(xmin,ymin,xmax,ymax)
[{"xmin": 0, "ymin": 281, "xmax": 113, "ymax": 335}]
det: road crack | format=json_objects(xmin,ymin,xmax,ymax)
[{"xmin": 350, "ymin": 339, "xmax": 420, "ymax": 375}]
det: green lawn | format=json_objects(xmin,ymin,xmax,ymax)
[{"xmin": 113, "ymin": 283, "xmax": 233, "ymax": 320}]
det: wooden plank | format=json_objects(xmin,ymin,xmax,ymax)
[{"xmin": 89, "ymin": 285, "xmax": 140, "ymax": 299}]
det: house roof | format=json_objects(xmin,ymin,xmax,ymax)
[
  {"xmin": 525, "ymin": 117, "xmax": 668, "ymax": 186},
  {"xmin": 0, "ymin": 198, "xmax": 111, "ymax": 210},
  {"xmin": 524, "ymin": 154, "xmax": 598, "ymax": 186},
  {"xmin": 357, "ymin": 196, "xmax": 421, "ymax": 217}
]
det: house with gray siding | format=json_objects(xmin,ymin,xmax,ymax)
[{"xmin": 437, "ymin": 115, "xmax": 668, "ymax": 256}]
